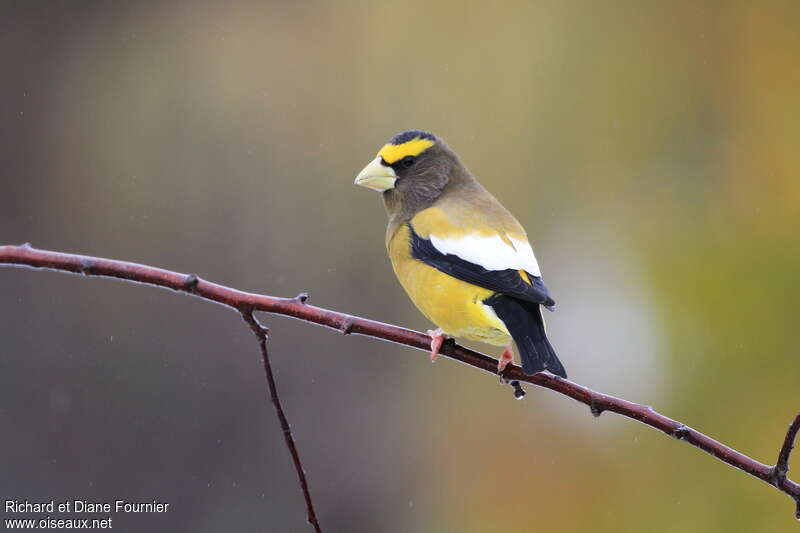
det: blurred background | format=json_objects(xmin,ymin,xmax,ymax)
[{"xmin": 2, "ymin": 1, "xmax": 799, "ymax": 531}]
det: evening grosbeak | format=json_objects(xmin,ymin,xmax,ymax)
[{"xmin": 354, "ymin": 130, "xmax": 566, "ymax": 377}]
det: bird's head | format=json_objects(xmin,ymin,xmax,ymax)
[{"xmin": 354, "ymin": 130, "xmax": 462, "ymax": 217}]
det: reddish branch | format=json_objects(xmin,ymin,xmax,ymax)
[{"xmin": 2, "ymin": 244, "xmax": 800, "ymax": 520}]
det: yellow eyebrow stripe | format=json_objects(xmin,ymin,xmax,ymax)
[{"xmin": 378, "ymin": 138, "xmax": 435, "ymax": 164}]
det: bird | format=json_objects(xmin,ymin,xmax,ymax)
[{"xmin": 353, "ymin": 129, "xmax": 566, "ymax": 378}]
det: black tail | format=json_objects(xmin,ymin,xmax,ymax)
[{"xmin": 486, "ymin": 295, "xmax": 566, "ymax": 378}]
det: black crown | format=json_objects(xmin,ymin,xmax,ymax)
[{"xmin": 389, "ymin": 130, "xmax": 436, "ymax": 145}]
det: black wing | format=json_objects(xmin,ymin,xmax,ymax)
[{"xmin": 407, "ymin": 223, "xmax": 555, "ymax": 308}]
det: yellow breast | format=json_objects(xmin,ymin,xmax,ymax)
[{"xmin": 387, "ymin": 224, "xmax": 510, "ymax": 345}]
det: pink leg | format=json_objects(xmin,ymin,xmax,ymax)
[
  {"xmin": 498, "ymin": 342, "xmax": 514, "ymax": 373},
  {"xmin": 426, "ymin": 328, "xmax": 446, "ymax": 362}
]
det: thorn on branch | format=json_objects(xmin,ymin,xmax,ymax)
[
  {"xmin": 673, "ymin": 425, "xmax": 690, "ymax": 440},
  {"xmin": 773, "ymin": 464, "xmax": 790, "ymax": 487},
  {"xmin": 19, "ymin": 242, "xmax": 32, "ymax": 249},
  {"xmin": 295, "ymin": 292, "xmax": 309, "ymax": 304},
  {"xmin": 339, "ymin": 316, "xmax": 354, "ymax": 335},
  {"xmin": 590, "ymin": 400, "xmax": 604, "ymax": 418},
  {"xmin": 79, "ymin": 258, "xmax": 96, "ymax": 276},
  {"xmin": 511, "ymin": 381, "xmax": 526, "ymax": 400},
  {"xmin": 183, "ymin": 274, "xmax": 199, "ymax": 292}
]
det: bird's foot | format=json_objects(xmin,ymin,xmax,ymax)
[
  {"xmin": 426, "ymin": 328, "xmax": 446, "ymax": 362},
  {"xmin": 498, "ymin": 343, "xmax": 514, "ymax": 373},
  {"xmin": 497, "ymin": 343, "xmax": 514, "ymax": 383}
]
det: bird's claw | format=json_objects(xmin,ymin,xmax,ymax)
[
  {"xmin": 497, "ymin": 342, "xmax": 514, "ymax": 383},
  {"xmin": 427, "ymin": 328, "xmax": 446, "ymax": 362}
]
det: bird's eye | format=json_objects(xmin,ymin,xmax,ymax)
[{"xmin": 400, "ymin": 156, "xmax": 416, "ymax": 169}]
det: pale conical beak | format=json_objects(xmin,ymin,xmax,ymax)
[{"xmin": 354, "ymin": 156, "xmax": 397, "ymax": 192}]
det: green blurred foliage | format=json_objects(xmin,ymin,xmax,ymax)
[{"xmin": 1, "ymin": 1, "xmax": 799, "ymax": 531}]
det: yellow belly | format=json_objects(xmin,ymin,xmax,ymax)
[{"xmin": 388, "ymin": 225, "xmax": 511, "ymax": 345}]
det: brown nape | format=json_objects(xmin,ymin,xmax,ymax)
[{"xmin": 382, "ymin": 140, "xmax": 480, "ymax": 236}]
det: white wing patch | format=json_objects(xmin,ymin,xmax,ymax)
[
  {"xmin": 429, "ymin": 233, "xmax": 542, "ymax": 277},
  {"xmin": 509, "ymin": 237, "xmax": 542, "ymax": 277}
]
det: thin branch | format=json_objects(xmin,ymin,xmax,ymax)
[
  {"xmin": 775, "ymin": 414, "xmax": 800, "ymax": 483},
  {"xmin": 773, "ymin": 413, "xmax": 800, "ymax": 519},
  {"xmin": 2, "ymin": 244, "xmax": 800, "ymax": 519},
  {"xmin": 241, "ymin": 310, "xmax": 322, "ymax": 533}
]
